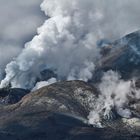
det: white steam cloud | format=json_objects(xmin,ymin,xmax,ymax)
[
  {"xmin": 32, "ymin": 78, "xmax": 57, "ymax": 91},
  {"xmin": 1, "ymin": 0, "xmax": 140, "ymax": 89},
  {"xmin": 0, "ymin": 43, "xmax": 21, "ymax": 80},
  {"xmin": 88, "ymin": 71, "xmax": 140, "ymax": 126}
]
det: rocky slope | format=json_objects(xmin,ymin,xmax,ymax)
[{"xmin": 0, "ymin": 81, "xmax": 139, "ymax": 140}]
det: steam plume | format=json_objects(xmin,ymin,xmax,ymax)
[
  {"xmin": 1, "ymin": 0, "xmax": 140, "ymax": 89},
  {"xmin": 32, "ymin": 78, "xmax": 57, "ymax": 91},
  {"xmin": 88, "ymin": 71, "xmax": 140, "ymax": 126}
]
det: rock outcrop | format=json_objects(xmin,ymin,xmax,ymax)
[{"xmin": 0, "ymin": 88, "xmax": 29, "ymax": 105}]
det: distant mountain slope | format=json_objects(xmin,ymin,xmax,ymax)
[{"xmin": 92, "ymin": 30, "xmax": 140, "ymax": 82}]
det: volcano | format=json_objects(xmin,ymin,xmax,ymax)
[{"xmin": 0, "ymin": 31, "xmax": 140, "ymax": 139}]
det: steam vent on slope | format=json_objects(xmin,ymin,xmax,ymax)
[{"xmin": 1, "ymin": 0, "xmax": 140, "ymax": 140}]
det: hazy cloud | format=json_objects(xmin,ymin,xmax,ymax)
[
  {"xmin": 0, "ymin": 0, "xmax": 45, "ymax": 79},
  {"xmin": 0, "ymin": 0, "xmax": 45, "ymax": 43}
]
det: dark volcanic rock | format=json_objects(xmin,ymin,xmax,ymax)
[
  {"xmin": 0, "ymin": 113, "xmax": 139, "ymax": 140},
  {"xmin": 0, "ymin": 88, "xmax": 29, "ymax": 105}
]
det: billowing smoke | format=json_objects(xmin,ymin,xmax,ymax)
[
  {"xmin": 1, "ymin": 0, "xmax": 140, "ymax": 89},
  {"xmin": 88, "ymin": 71, "xmax": 140, "ymax": 127},
  {"xmin": 0, "ymin": 43, "xmax": 21, "ymax": 81},
  {"xmin": 0, "ymin": 0, "xmax": 45, "ymax": 82}
]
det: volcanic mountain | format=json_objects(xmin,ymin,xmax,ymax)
[
  {"xmin": 0, "ymin": 31, "xmax": 140, "ymax": 140},
  {"xmin": 0, "ymin": 81, "xmax": 140, "ymax": 140}
]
